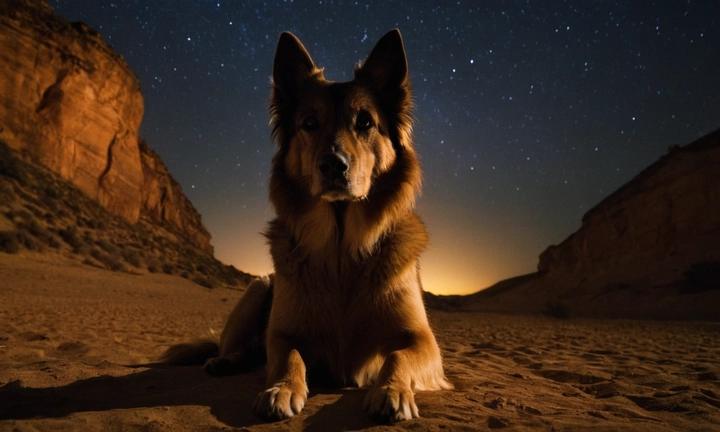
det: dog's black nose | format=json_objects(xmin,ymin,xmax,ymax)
[{"xmin": 318, "ymin": 153, "xmax": 349, "ymax": 179}]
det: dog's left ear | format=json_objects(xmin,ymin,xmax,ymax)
[
  {"xmin": 273, "ymin": 32, "xmax": 321, "ymax": 96},
  {"xmin": 355, "ymin": 29, "xmax": 408, "ymax": 93}
]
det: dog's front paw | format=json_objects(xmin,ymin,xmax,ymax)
[
  {"xmin": 252, "ymin": 382, "xmax": 308, "ymax": 421},
  {"xmin": 364, "ymin": 383, "xmax": 419, "ymax": 423}
]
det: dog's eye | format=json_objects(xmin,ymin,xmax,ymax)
[
  {"xmin": 355, "ymin": 111, "xmax": 374, "ymax": 131},
  {"xmin": 300, "ymin": 116, "xmax": 319, "ymax": 131}
]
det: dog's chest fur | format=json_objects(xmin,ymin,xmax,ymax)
[{"xmin": 265, "ymin": 206, "xmax": 428, "ymax": 385}]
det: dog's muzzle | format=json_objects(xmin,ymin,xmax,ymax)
[{"xmin": 317, "ymin": 152, "xmax": 352, "ymax": 200}]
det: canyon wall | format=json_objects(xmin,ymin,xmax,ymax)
[
  {"xmin": 0, "ymin": 0, "xmax": 212, "ymax": 253},
  {"xmin": 457, "ymin": 129, "xmax": 720, "ymax": 320},
  {"xmin": 537, "ymin": 129, "xmax": 720, "ymax": 293}
]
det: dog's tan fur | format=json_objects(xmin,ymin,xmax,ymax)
[{"xmin": 162, "ymin": 29, "xmax": 452, "ymax": 423}]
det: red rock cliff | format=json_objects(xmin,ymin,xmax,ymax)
[
  {"xmin": 456, "ymin": 129, "xmax": 720, "ymax": 320},
  {"xmin": 0, "ymin": 0, "xmax": 212, "ymax": 253},
  {"xmin": 537, "ymin": 130, "xmax": 720, "ymax": 292},
  {"xmin": 139, "ymin": 139, "xmax": 212, "ymax": 253}
]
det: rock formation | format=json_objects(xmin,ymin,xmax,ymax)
[
  {"xmin": 453, "ymin": 129, "xmax": 720, "ymax": 320},
  {"xmin": 139, "ymin": 139, "xmax": 212, "ymax": 253},
  {"xmin": 0, "ymin": 0, "xmax": 212, "ymax": 253},
  {"xmin": 537, "ymin": 130, "xmax": 720, "ymax": 293}
]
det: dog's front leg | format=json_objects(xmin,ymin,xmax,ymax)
[
  {"xmin": 252, "ymin": 340, "xmax": 308, "ymax": 421},
  {"xmin": 364, "ymin": 331, "xmax": 446, "ymax": 423},
  {"xmin": 363, "ymin": 349, "xmax": 419, "ymax": 423}
]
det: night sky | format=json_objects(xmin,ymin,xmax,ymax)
[{"xmin": 48, "ymin": 1, "xmax": 720, "ymax": 295}]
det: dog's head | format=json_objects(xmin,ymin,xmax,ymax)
[{"xmin": 269, "ymin": 29, "xmax": 414, "ymax": 203}]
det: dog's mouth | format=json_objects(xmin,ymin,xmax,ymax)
[{"xmin": 319, "ymin": 178, "xmax": 355, "ymax": 201}]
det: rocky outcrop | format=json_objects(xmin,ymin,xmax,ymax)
[
  {"xmin": 0, "ymin": 0, "xmax": 144, "ymax": 220},
  {"xmin": 456, "ymin": 130, "xmax": 720, "ymax": 320},
  {"xmin": 537, "ymin": 129, "xmax": 720, "ymax": 292},
  {"xmin": 139, "ymin": 139, "xmax": 212, "ymax": 253},
  {"xmin": 0, "ymin": 0, "xmax": 212, "ymax": 253}
]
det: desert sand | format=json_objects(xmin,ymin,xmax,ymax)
[{"xmin": 1, "ymin": 253, "xmax": 719, "ymax": 431}]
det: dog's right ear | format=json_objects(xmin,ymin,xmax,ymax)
[{"xmin": 273, "ymin": 32, "xmax": 320, "ymax": 95}]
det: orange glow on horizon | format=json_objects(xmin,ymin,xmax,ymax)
[
  {"xmin": 215, "ymin": 239, "xmax": 509, "ymax": 297},
  {"xmin": 210, "ymin": 207, "xmax": 537, "ymax": 298},
  {"xmin": 421, "ymin": 271, "xmax": 489, "ymax": 296}
]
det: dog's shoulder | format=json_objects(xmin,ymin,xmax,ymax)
[{"xmin": 370, "ymin": 211, "xmax": 428, "ymax": 275}]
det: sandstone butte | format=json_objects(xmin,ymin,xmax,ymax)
[
  {"xmin": 0, "ymin": 0, "xmax": 212, "ymax": 254},
  {"xmin": 536, "ymin": 130, "xmax": 720, "ymax": 295},
  {"xmin": 449, "ymin": 129, "xmax": 720, "ymax": 320}
]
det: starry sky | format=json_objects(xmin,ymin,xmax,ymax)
[{"xmin": 48, "ymin": 1, "xmax": 720, "ymax": 295}]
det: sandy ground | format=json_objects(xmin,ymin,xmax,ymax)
[{"xmin": 1, "ymin": 253, "xmax": 719, "ymax": 431}]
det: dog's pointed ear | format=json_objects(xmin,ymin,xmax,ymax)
[
  {"xmin": 273, "ymin": 32, "xmax": 319, "ymax": 94},
  {"xmin": 355, "ymin": 29, "xmax": 414, "ymax": 151},
  {"xmin": 355, "ymin": 29, "xmax": 408, "ymax": 92}
]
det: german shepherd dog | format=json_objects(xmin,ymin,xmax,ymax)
[{"xmin": 162, "ymin": 29, "xmax": 452, "ymax": 423}]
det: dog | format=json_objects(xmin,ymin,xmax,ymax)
[{"xmin": 162, "ymin": 29, "xmax": 453, "ymax": 423}]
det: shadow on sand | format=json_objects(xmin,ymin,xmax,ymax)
[{"xmin": 0, "ymin": 364, "xmax": 375, "ymax": 429}]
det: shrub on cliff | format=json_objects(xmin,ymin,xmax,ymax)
[
  {"xmin": 0, "ymin": 140, "xmax": 29, "ymax": 185},
  {"xmin": 0, "ymin": 231, "xmax": 21, "ymax": 254}
]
